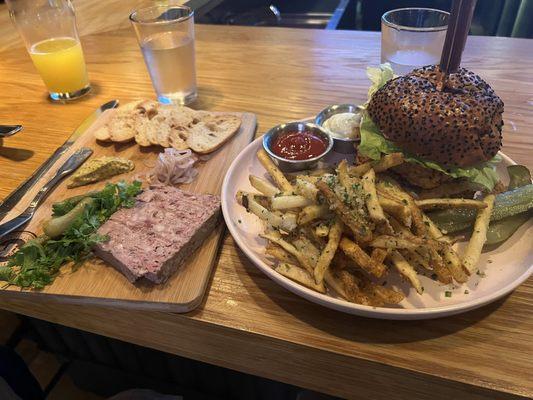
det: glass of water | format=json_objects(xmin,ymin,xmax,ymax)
[
  {"xmin": 130, "ymin": 2, "xmax": 197, "ymax": 105},
  {"xmin": 381, "ymin": 8, "xmax": 449, "ymax": 75}
]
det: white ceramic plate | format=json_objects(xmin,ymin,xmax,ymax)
[{"xmin": 221, "ymin": 137, "xmax": 533, "ymax": 320}]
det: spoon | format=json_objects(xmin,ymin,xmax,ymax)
[{"xmin": 0, "ymin": 125, "xmax": 23, "ymax": 138}]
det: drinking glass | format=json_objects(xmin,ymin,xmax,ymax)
[
  {"xmin": 381, "ymin": 8, "xmax": 449, "ymax": 75},
  {"xmin": 6, "ymin": 0, "xmax": 91, "ymax": 101},
  {"xmin": 130, "ymin": 3, "xmax": 197, "ymax": 105}
]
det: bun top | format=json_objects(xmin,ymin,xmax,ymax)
[{"xmin": 367, "ymin": 65, "xmax": 504, "ymax": 167}]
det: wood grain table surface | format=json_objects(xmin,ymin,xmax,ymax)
[{"xmin": 0, "ymin": 25, "xmax": 532, "ymax": 400}]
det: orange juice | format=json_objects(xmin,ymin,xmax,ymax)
[{"xmin": 29, "ymin": 37, "xmax": 89, "ymax": 94}]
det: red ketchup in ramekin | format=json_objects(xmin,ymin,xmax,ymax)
[{"xmin": 270, "ymin": 130, "xmax": 328, "ymax": 160}]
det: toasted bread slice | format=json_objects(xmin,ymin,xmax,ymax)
[
  {"xmin": 94, "ymin": 111, "xmax": 137, "ymax": 143},
  {"xmin": 168, "ymin": 126, "xmax": 190, "ymax": 150},
  {"xmin": 108, "ymin": 117, "xmax": 137, "ymax": 143},
  {"xmin": 187, "ymin": 113, "xmax": 241, "ymax": 154},
  {"xmin": 94, "ymin": 125, "xmax": 112, "ymax": 141},
  {"xmin": 136, "ymin": 99, "xmax": 158, "ymax": 119},
  {"xmin": 94, "ymin": 100, "xmax": 152, "ymax": 143}
]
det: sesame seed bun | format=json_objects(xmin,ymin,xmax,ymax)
[{"xmin": 367, "ymin": 65, "xmax": 504, "ymax": 168}]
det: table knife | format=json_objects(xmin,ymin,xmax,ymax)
[
  {"xmin": 0, "ymin": 147, "xmax": 93, "ymax": 238},
  {"xmin": 0, "ymin": 100, "xmax": 118, "ymax": 220}
]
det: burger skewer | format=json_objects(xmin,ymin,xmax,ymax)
[{"xmin": 438, "ymin": 0, "xmax": 477, "ymax": 90}]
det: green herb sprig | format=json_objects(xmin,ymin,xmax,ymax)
[{"xmin": 3, "ymin": 181, "xmax": 142, "ymax": 289}]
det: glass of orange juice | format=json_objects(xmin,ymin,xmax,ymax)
[{"xmin": 6, "ymin": 0, "xmax": 91, "ymax": 101}]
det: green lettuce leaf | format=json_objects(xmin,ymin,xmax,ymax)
[
  {"xmin": 358, "ymin": 64, "xmax": 501, "ymax": 191},
  {"xmin": 359, "ymin": 113, "xmax": 501, "ymax": 190},
  {"xmin": 365, "ymin": 63, "xmax": 395, "ymax": 100}
]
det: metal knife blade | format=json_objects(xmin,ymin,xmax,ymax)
[
  {"xmin": 0, "ymin": 100, "xmax": 119, "ymax": 220},
  {"xmin": 0, "ymin": 147, "xmax": 93, "ymax": 238}
]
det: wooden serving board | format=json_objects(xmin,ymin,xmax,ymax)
[{"xmin": 0, "ymin": 109, "xmax": 257, "ymax": 312}]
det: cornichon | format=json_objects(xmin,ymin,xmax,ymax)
[
  {"xmin": 52, "ymin": 191, "xmax": 99, "ymax": 217},
  {"xmin": 428, "ymin": 184, "xmax": 533, "ymax": 233},
  {"xmin": 484, "ymin": 165, "xmax": 532, "ymax": 246},
  {"xmin": 44, "ymin": 197, "xmax": 95, "ymax": 238}
]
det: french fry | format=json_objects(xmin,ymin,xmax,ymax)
[
  {"xmin": 421, "ymin": 213, "xmax": 447, "ymax": 241},
  {"xmin": 298, "ymin": 204, "xmax": 329, "ymax": 225},
  {"xmin": 376, "ymin": 179, "xmax": 411, "ymax": 203},
  {"xmin": 237, "ymin": 190, "xmax": 270, "ymax": 208},
  {"xmin": 339, "ymin": 237, "xmax": 386, "ymax": 278},
  {"xmin": 325, "ymin": 266, "xmax": 371, "ymax": 305},
  {"xmin": 370, "ymin": 235, "xmax": 437, "ymax": 251},
  {"xmin": 294, "ymin": 178, "xmax": 319, "ymax": 201},
  {"xmin": 265, "ymin": 243, "xmax": 297, "ymax": 264},
  {"xmin": 337, "ymin": 159, "xmax": 359, "ymax": 183},
  {"xmin": 316, "ymin": 180, "xmax": 373, "ymax": 242},
  {"xmin": 350, "ymin": 153, "xmax": 404, "ymax": 176},
  {"xmin": 362, "ymin": 169, "xmax": 393, "ymax": 233},
  {"xmin": 379, "ymin": 197, "xmax": 412, "ymax": 227},
  {"xmin": 249, "ymin": 175, "xmax": 281, "ymax": 196},
  {"xmin": 373, "ymin": 153, "xmax": 404, "ymax": 173},
  {"xmin": 388, "ymin": 251, "xmax": 424, "ymax": 294},
  {"xmin": 314, "ymin": 219, "xmax": 343, "ymax": 284},
  {"xmin": 347, "ymin": 162, "xmax": 372, "ymax": 177},
  {"xmin": 337, "ymin": 161, "xmax": 374, "ymax": 231},
  {"xmin": 257, "ymin": 149, "xmax": 293, "ymax": 192},
  {"xmin": 377, "ymin": 178, "xmax": 427, "ymax": 236},
  {"xmin": 275, "ymin": 263, "xmax": 326, "ymax": 293},
  {"xmin": 293, "ymin": 174, "xmax": 322, "ymax": 185},
  {"xmin": 324, "ymin": 270, "xmax": 350, "ymax": 300},
  {"xmin": 336, "ymin": 269, "xmax": 374, "ymax": 305},
  {"xmin": 245, "ymin": 194, "xmax": 297, "ymax": 232},
  {"xmin": 429, "ymin": 250, "xmax": 453, "ymax": 284},
  {"xmin": 421, "ymin": 213, "xmax": 468, "ymax": 283},
  {"xmin": 400, "ymin": 249, "xmax": 431, "ymax": 270},
  {"xmin": 415, "ymin": 198, "xmax": 487, "ymax": 210},
  {"xmin": 343, "ymin": 268, "xmax": 404, "ymax": 306},
  {"xmin": 371, "ymin": 284, "xmax": 405, "ymax": 305},
  {"xmin": 299, "ymin": 225, "xmax": 327, "ymax": 248},
  {"xmin": 271, "ymin": 195, "xmax": 313, "ymax": 210},
  {"xmin": 409, "ymin": 200, "xmax": 427, "ymax": 236},
  {"xmin": 371, "ymin": 248, "xmax": 389, "ymax": 265},
  {"xmin": 462, "ymin": 194, "xmax": 495, "ymax": 274},
  {"xmin": 315, "ymin": 223, "xmax": 330, "ymax": 237},
  {"xmin": 260, "ymin": 232, "xmax": 315, "ymax": 274},
  {"xmin": 293, "ymin": 235, "xmax": 321, "ymax": 268},
  {"xmin": 442, "ymin": 246, "xmax": 468, "ymax": 283},
  {"xmin": 388, "ymin": 216, "xmax": 411, "ymax": 236}
]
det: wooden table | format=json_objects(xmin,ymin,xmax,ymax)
[{"xmin": 0, "ymin": 25, "xmax": 532, "ymax": 400}]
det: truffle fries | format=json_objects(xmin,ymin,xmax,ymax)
[{"xmin": 236, "ymin": 149, "xmax": 493, "ymax": 308}]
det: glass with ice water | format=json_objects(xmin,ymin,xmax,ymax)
[
  {"xmin": 381, "ymin": 8, "xmax": 449, "ymax": 75},
  {"xmin": 130, "ymin": 3, "xmax": 197, "ymax": 105}
]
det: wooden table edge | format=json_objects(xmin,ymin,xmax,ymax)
[{"xmin": 0, "ymin": 296, "xmax": 529, "ymax": 400}]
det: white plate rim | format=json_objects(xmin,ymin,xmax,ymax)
[{"xmin": 221, "ymin": 136, "xmax": 533, "ymax": 320}]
